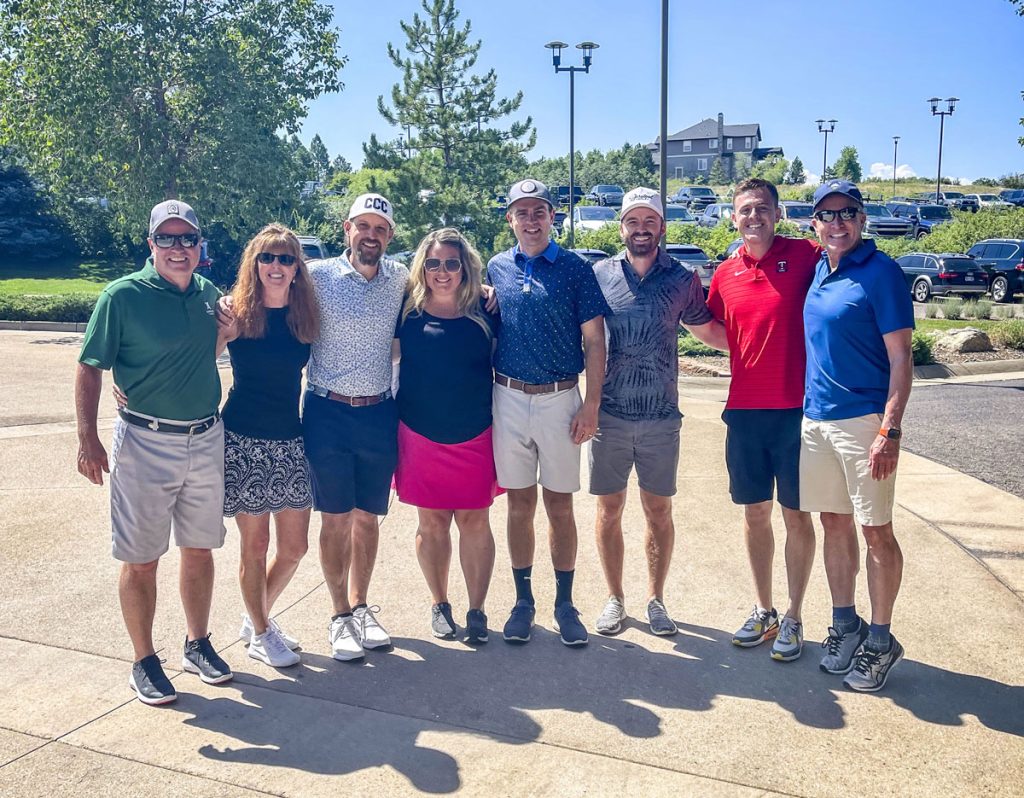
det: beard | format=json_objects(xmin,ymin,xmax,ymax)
[
  {"xmin": 354, "ymin": 241, "xmax": 382, "ymax": 267},
  {"xmin": 625, "ymin": 234, "xmax": 658, "ymax": 258}
]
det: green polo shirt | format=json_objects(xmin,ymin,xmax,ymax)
[{"xmin": 79, "ymin": 260, "xmax": 222, "ymax": 420}]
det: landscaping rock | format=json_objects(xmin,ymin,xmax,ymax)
[{"xmin": 932, "ymin": 327, "xmax": 993, "ymax": 355}]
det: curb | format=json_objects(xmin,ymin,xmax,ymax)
[
  {"xmin": 913, "ymin": 359, "xmax": 1024, "ymax": 379},
  {"xmin": 0, "ymin": 320, "xmax": 89, "ymax": 332}
]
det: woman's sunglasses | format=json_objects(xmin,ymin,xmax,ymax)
[
  {"xmin": 256, "ymin": 252, "xmax": 298, "ymax": 266},
  {"xmin": 424, "ymin": 258, "xmax": 462, "ymax": 273},
  {"xmin": 153, "ymin": 233, "xmax": 200, "ymax": 248}
]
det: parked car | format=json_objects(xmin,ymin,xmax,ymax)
[
  {"xmin": 697, "ymin": 203, "xmax": 734, "ymax": 228},
  {"xmin": 779, "ymin": 201, "xmax": 814, "ymax": 232},
  {"xmin": 664, "ymin": 204, "xmax": 698, "ymax": 225},
  {"xmin": 862, "ymin": 203, "xmax": 915, "ymax": 238},
  {"xmin": 665, "ymin": 243, "xmax": 715, "ymax": 291},
  {"xmin": 914, "ymin": 190, "xmax": 978, "ymax": 212},
  {"xmin": 967, "ymin": 193, "xmax": 1014, "ymax": 210},
  {"xmin": 998, "ymin": 189, "xmax": 1024, "ymax": 207},
  {"xmin": 669, "ymin": 186, "xmax": 718, "ymax": 213},
  {"xmin": 585, "ymin": 184, "xmax": 625, "ymax": 206},
  {"xmin": 571, "ymin": 205, "xmax": 618, "ymax": 232},
  {"xmin": 896, "ymin": 252, "xmax": 989, "ymax": 303},
  {"xmin": 966, "ymin": 238, "xmax": 1024, "ymax": 303},
  {"xmin": 570, "ymin": 248, "xmax": 609, "ymax": 265},
  {"xmin": 297, "ymin": 235, "xmax": 329, "ymax": 261},
  {"xmin": 886, "ymin": 202, "xmax": 953, "ymax": 238},
  {"xmin": 553, "ymin": 209, "xmax": 567, "ymax": 233},
  {"xmin": 554, "ymin": 185, "xmax": 586, "ymax": 208}
]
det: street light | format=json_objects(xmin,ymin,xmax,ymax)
[
  {"xmin": 544, "ymin": 40, "xmax": 599, "ymax": 248},
  {"xmin": 892, "ymin": 136, "xmax": 900, "ymax": 198},
  {"xmin": 929, "ymin": 97, "xmax": 958, "ymax": 202},
  {"xmin": 815, "ymin": 119, "xmax": 837, "ymax": 183}
]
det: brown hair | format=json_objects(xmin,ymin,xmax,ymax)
[
  {"xmin": 733, "ymin": 177, "xmax": 779, "ymax": 206},
  {"xmin": 231, "ymin": 223, "xmax": 319, "ymax": 343}
]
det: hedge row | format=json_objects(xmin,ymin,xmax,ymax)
[{"xmin": 0, "ymin": 293, "xmax": 98, "ymax": 322}]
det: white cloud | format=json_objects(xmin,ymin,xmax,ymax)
[
  {"xmin": 868, "ymin": 162, "xmax": 917, "ymax": 180},
  {"xmin": 803, "ymin": 170, "xmax": 819, "ymax": 185}
]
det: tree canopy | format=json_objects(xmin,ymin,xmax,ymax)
[{"xmin": 832, "ymin": 146, "xmax": 863, "ymax": 183}]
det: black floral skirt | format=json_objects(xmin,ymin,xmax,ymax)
[{"xmin": 224, "ymin": 430, "xmax": 312, "ymax": 517}]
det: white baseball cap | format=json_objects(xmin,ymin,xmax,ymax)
[
  {"xmin": 619, "ymin": 187, "xmax": 664, "ymax": 221},
  {"xmin": 347, "ymin": 193, "xmax": 395, "ymax": 228}
]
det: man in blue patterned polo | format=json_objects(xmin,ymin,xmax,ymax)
[{"xmin": 486, "ymin": 178, "xmax": 609, "ymax": 647}]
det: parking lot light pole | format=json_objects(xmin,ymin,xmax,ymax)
[
  {"xmin": 929, "ymin": 97, "xmax": 958, "ymax": 203},
  {"xmin": 892, "ymin": 136, "xmax": 900, "ymax": 197},
  {"xmin": 545, "ymin": 40, "xmax": 599, "ymax": 249},
  {"xmin": 815, "ymin": 119, "xmax": 836, "ymax": 183}
]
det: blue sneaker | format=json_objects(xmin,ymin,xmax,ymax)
[
  {"xmin": 554, "ymin": 603, "xmax": 588, "ymax": 647},
  {"xmin": 502, "ymin": 600, "xmax": 535, "ymax": 643},
  {"xmin": 465, "ymin": 609, "xmax": 489, "ymax": 644}
]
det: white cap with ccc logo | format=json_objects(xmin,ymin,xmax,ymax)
[{"xmin": 347, "ymin": 193, "xmax": 395, "ymax": 229}]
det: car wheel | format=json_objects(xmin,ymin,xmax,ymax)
[
  {"xmin": 912, "ymin": 279, "xmax": 931, "ymax": 303},
  {"xmin": 990, "ymin": 275, "xmax": 1010, "ymax": 303},
  {"xmin": 916, "ymin": 229, "xmax": 928, "ymax": 239}
]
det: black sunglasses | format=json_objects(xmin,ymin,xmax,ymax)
[
  {"xmin": 153, "ymin": 232, "xmax": 200, "ymax": 249},
  {"xmin": 812, "ymin": 206, "xmax": 861, "ymax": 223},
  {"xmin": 424, "ymin": 257, "xmax": 462, "ymax": 273},
  {"xmin": 256, "ymin": 252, "xmax": 298, "ymax": 266}
]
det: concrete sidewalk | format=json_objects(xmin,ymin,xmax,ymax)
[{"xmin": 0, "ymin": 330, "xmax": 1022, "ymax": 797}]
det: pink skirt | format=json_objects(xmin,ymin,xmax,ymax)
[{"xmin": 394, "ymin": 422, "xmax": 503, "ymax": 510}]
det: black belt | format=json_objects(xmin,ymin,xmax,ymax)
[
  {"xmin": 119, "ymin": 408, "xmax": 220, "ymax": 436},
  {"xmin": 495, "ymin": 373, "xmax": 578, "ymax": 395}
]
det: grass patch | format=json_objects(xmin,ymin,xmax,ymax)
[
  {"xmin": 677, "ymin": 330, "xmax": 725, "ymax": 357},
  {"xmin": 991, "ymin": 319, "xmax": 1024, "ymax": 350},
  {"xmin": 0, "ymin": 257, "xmax": 138, "ymax": 297},
  {"xmin": 916, "ymin": 318, "xmax": 1002, "ymax": 333}
]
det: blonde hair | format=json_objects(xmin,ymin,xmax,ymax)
[
  {"xmin": 232, "ymin": 223, "xmax": 319, "ymax": 344},
  {"xmin": 402, "ymin": 228, "xmax": 491, "ymax": 337}
]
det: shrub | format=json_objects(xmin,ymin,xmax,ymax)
[
  {"xmin": 961, "ymin": 300, "xmax": 979, "ymax": 319},
  {"xmin": 991, "ymin": 319, "xmax": 1024, "ymax": 350},
  {"xmin": 925, "ymin": 301, "xmax": 940, "ymax": 319},
  {"xmin": 943, "ymin": 297, "xmax": 964, "ymax": 320},
  {"xmin": 973, "ymin": 299, "xmax": 993, "ymax": 320},
  {"xmin": 677, "ymin": 329, "xmax": 723, "ymax": 357},
  {"xmin": 912, "ymin": 330, "xmax": 935, "ymax": 365},
  {"xmin": 993, "ymin": 304, "xmax": 1019, "ymax": 320},
  {"xmin": 0, "ymin": 293, "xmax": 97, "ymax": 322}
]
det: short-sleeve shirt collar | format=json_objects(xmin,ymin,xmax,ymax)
[
  {"xmin": 513, "ymin": 240, "xmax": 560, "ymax": 266},
  {"xmin": 139, "ymin": 258, "xmax": 202, "ymax": 295},
  {"xmin": 737, "ymin": 235, "xmax": 790, "ymax": 270},
  {"xmin": 821, "ymin": 238, "xmax": 876, "ymax": 276},
  {"xmin": 337, "ymin": 250, "xmax": 400, "ymax": 283}
]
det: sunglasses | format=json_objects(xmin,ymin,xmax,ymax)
[
  {"xmin": 153, "ymin": 232, "xmax": 200, "ymax": 249},
  {"xmin": 256, "ymin": 252, "xmax": 298, "ymax": 266},
  {"xmin": 812, "ymin": 206, "xmax": 861, "ymax": 223},
  {"xmin": 424, "ymin": 258, "xmax": 462, "ymax": 273}
]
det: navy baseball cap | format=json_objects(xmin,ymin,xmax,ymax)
[
  {"xmin": 507, "ymin": 179, "xmax": 553, "ymax": 209},
  {"xmin": 812, "ymin": 179, "xmax": 864, "ymax": 210}
]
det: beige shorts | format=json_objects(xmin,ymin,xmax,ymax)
[
  {"xmin": 110, "ymin": 419, "xmax": 227, "ymax": 563},
  {"xmin": 799, "ymin": 413, "xmax": 897, "ymax": 526},
  {"xmin": 492, "ymin": 382, "xmax": 582, "ymax": 493}
]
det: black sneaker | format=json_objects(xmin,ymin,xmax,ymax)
[
  {"xmin": 430, "ymin": 602, "xmax": 458, "ymax": 640},
  {"xmin": 129, "ymin": 654, "xmax": 177, "ymax": 705},
  {"xmin": 554, "ymin": 602, "xmax": 589, "ymax": 647},
  {"xmin": 182, "ymin": 634, "xmax": 233, "ymax": 684},
  {"xmin": 465, "ymin": 609, "xmax": 489, "ymax": 644},
  {"xmin": 502, "ymin": 599, "xmax": 536, "ymax": 643}
]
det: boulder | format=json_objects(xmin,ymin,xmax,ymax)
[{"xmin": 932, "ymin": 327, "xmax": 993, "ymax": 355}]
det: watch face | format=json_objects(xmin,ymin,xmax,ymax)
[{"xmin": 888, "ymin": 428, "xmax": 902, "ymax": 440}]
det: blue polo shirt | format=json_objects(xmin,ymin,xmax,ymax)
[
  {"xmin": 803, "ymin": 238, "xmax": 914, "ymax": 421},
  {"xmin": 487, "ymin": 241, "xmax": 610, "ymax": 383}
]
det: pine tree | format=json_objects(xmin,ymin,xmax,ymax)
[
  {"xmin": 832, "ymin": 146, "xmax": 863, "ymax": 183},
  {"xmin": 310, "ymin": 135, "xmax": 331, "ymax": 182},
  {"xmin": 787, "ymin": 156, "xmax": 807, "ymax": 185},
  {"xmin": 708, "ymin": 157, "xmax": 727, "ymax": 186}
]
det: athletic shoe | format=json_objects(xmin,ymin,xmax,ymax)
[
  {"xmin": 645, "ymin": 598, "xmax": 678, "ymax": 636},
  {"xmin": 181, "ymin": 635, "xmax": 233, "ymax": 684},
  {"xmin": 328, "ymin": 614, "xmax": 364, "ymax": 661},
  {"xmin": 819, "ymin": 620, "xmax": 868, "ymax": 675},
  {"xmin": 129, "ymin": 654, "xmax": 176, "ymax": 706},
  {"xmin": 249, "ymin": 628, "xmax": 301, "ymax": 667},
  {"xmin": 732, "ymin": 606, "xmax": 780, "ymax": 647},
  {"xmin": 354, "ymin": 605, "xmax": 391, "ymax": 649},
  {"xmin": 465, "ymin": 609, "xmax": 489, "ymax": 644},
  {"xmin": 595, "ymin": 596, "xmax": 626, "ymax": 635},
  {"xmin": 502, "ymin": 599, "xmax": 536, "ymax": 642},
  {"xmin": 431, "ymin": 602, "xmax": 458, "ymax": 640},
  {"xmin": 554, "ymin": 603, "xmax": 588, "ymax": 646},
  {"xmin": 770, "ymin": 616, "xmax": 803, "ymax": 662},
  {"xmin": 240, "ymin": 614, "xmax": 300, "ymax": 651},
  {"xmin": 843, "ymin": 636, "xmax": 904, "ymax": 692}
]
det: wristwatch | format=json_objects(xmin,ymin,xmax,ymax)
[{"xmin": 879, "ymin": 427, "xmax": 902, "ymax": 440}]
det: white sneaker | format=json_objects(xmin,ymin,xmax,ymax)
[
  {"xmin": 329, "ymin": 615, "xmax": 364, "ymax": 661},
  {"xmin": 249, "ymin": 628, "xmax": 301, "ymax": 667},
  {"xmin": 354, "ymin": 605, "xmax": 391, "ymax": 649},
  {"xmin": 595, "ymin": 596, "xmax": 626, "ymax": 635},
  {"xmin": 240, "ymin": 613, "xmax": 300, "ymax": 651}
]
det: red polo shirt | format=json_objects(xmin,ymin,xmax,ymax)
[{"xmin": 707, "ymin": 236, "xmax": 822, "ymax": 409}]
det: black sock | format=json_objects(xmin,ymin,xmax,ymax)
[
  {"xmin": 512, "ymin": 566, "xmax": 534, "ymax": 604},
  {"xmin": 555, "ymin": 569, "xmax": 575, "ymax": 607}
]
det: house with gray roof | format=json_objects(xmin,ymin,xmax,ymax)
[{"xmin": 648, "ymin": 112, "xmax": 784, "ymax": 181}]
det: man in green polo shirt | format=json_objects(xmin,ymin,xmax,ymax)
[{"xmin": 76, "ymin": 199, "xmax": 233, "ymax": 706}]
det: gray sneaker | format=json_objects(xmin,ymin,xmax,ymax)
[
  {"xmin": 595, "ymin": 596, "xmax": 626, "ymax": 635},
  {"xmin": 843, "ymin": 636, "xmax": 904, "ymax": 692},
  {"xmin": 820, "ymin": 620, "xmax": 868, "ymax": 674},
  {"xmin": 732, "ymin": 606, "xmax": 779, "ymax": 647},
  {"xmin": 770, "ymin": 616, "xmax": 803, "ymax": 662},
  {"xmin": 645, "ymin": 598, "xmax": 678, "ymax": 636},
  {"xmin": 430, "ymin": 602, "xmax": 457, "ymax": 640}
]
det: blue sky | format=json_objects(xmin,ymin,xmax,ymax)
[{"xmin": 302, "ymin": 0, "xmax": 1024, "ymax": 184}]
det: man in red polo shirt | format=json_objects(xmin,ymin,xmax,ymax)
[{"xmin": 706, "ymin": 178, "xmax": 821, "ymax": 662}]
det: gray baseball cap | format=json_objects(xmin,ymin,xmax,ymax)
[
  {"xmin": 507, "ymin": 179, "xmax": 553, "ymax": 209},
  {"xmin": 149, "ymin": 200, "xmax": 201, "ymax": 237}
]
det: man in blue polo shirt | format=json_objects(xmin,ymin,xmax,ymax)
[
  {"xmin": 802, "ymin": 180, "xmax": 914, "ymax": 692},
  {"xmin": 487, "ymin": 178, "xmax": 609, "ymax": 647}
]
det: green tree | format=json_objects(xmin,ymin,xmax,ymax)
[
  {"xmin": 0, "ymin": 0, "xmax": 346, "ymax": 244},
  {"xmin": 331, "ymin": 155, "xmax": 353, "ymax": 175},
  {"xmin": 832, "ymin": 146, "xmax": 863, "ymax": 183},
  {"xmin": 708, "ymin": 157, "xmax": 727, "ymax": 186},
  {"xmin": 750, "ymin": 155, "xmax": 790, "ymax": 185},
  {"xmin": 787, "ymin": 156, "xmax": 807, "ymax": 185},
  {"xmin": 310, "ymin": 134, "xmax": 331, "ymax": 182},
  {"xmin": 0, "ymin": 151, "xmax": 70, "ymax": 258}
]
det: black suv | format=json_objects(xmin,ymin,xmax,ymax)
[
  {"xmin": 966, "ymin": 239, "xmax": 1024, "ymax": 302},
  {"xmin": 553, "ymin": 185, "xmax": 585, "ymax": 208},
  {"xmin": 914, "ymin": 191, "xmax": 979, "ymax": 212},
  {"xmin": 669, "ymin": 186, "xmax": 718, "ymax": 214},
  {"xmin": 886, "ymin": 202, "xmax": 953, "ymax": 238},
  {"xmin": 999, "ymin": 189, "xmax": 1024, "ymax": 207},
  {"xmin": 896, "ymin": 252, "xmax": 989, "ymax": 303}
]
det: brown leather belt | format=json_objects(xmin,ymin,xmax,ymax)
[
  {"xmin": 495, "ymin": 373, "xmax": 578, "ymax": 395},
  {"xmin": 308, "ymin": 385, "xmax": 391, "ymax": 407}
]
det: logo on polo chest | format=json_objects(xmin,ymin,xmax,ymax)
[{"xmin": 777, "ymin": 261, "xmax": 788, "ymax": 273}]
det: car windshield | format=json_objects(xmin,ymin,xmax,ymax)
[
  {"xmin": 579, "ymin": 206, "xmax": 617, "ymax": 220},
  {"xmin": 665, "ymin": 206, "xmax": 694, "ymax": 221},
  {"xmin": 595, "ymin": 185, "xmax": 620, "ymax": 192},
  {"xmin": 979, "ymin": 195, "xmax": 1000, "ymax": 202},
  {"xmin": 864, "ymin": 204, "xmax": 893, "ymax": 217},
  {"xmin": 301, "ymin": 244, "xmax": 322, "ymax": 258},
  {"xmin": 668, "ymin": 247, "xmax": 709, "ymax": 263},
  {"xmin": 784, "ymin": 205, "xmax": 813, "ymax": 218},
  {"xmin": 691, "ymin": 188, "xmax": 716, "ymax": 196},
  {"xmin": 920, "ymin": 206, "xmax": 952, "ymax": 220},
  {"xmin": 944, "ymin": 192, "xmax": 964, "ymax": 199}
]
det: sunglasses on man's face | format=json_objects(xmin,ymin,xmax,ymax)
[
  {"xmin": 256, "ymin": 252, "xmax": 297, "ymax": 266},
  {"xmin": 812, "ymin": 206, "xmax": 861, "ymax": 223},
  {"xmin": 424, "ymin": 258, "xmax": 462, "ymax": 273},
  {"xmin": 153, "ymin": 232, "xmax": 200, "ymax": 249}
]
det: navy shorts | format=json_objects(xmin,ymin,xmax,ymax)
[
  {"xmin": 302, "ymin": 392, "xmax": 398, "ymax": 515},
  {"xmin": 722, "ymin": 408, "xmax": 802, "ymax": 510}
]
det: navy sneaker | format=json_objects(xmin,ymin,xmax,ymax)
[
  {"xmin": 554, "ymin": 603, "xmax": 588, "ymax": 647},
  {"xmin": 502, "ymin": 600, "xmax": 535, "ymax": 643},
  {"xmin": 465, "ymin": 609, "xmax": 489, "ymax": 644},
  {"xmin": 129, "ymin": 654, "xmax": 176, "ymax": 705},
  {"xmin": 182, "ymin": 635, "xmax": 233, "ymax": 684},
  {"xmin": 431, "ymin": 602, "xmax": 458, "ymax": 640}
]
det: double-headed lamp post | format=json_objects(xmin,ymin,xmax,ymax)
[
  {"xmin": 815, "ymin": 119, "xmax": 837, "ymax": 183},
  {"xmin": 544, "ymin": 40, "xmax": 599, "ymax": 249},
  {"xmin": 892, "ymin": 136, "xmax": 900, "ymax": 197},
  {"xmin": 929, "ymin": 97, "xmax": 958, "ymax": 202}
]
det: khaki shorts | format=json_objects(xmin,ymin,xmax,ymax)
[
  {"xmin": 492, "ymin": 382, "xmax": 582, "ymax": 493},
  {"xmin": 799, "ymin": 413, "xmax": 896, "ymax": 526},
  {"xmin": 110, "ymin": 418, "xmax": 227, "ymax": 563}
]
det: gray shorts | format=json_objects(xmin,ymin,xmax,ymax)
[
  {"xmin": 588, "ymin": 410, "xmax": 681, "ymax": 497},
  {"xmin": 109, "ymin": 418, "xmax": 227, "ymax": 563}
]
